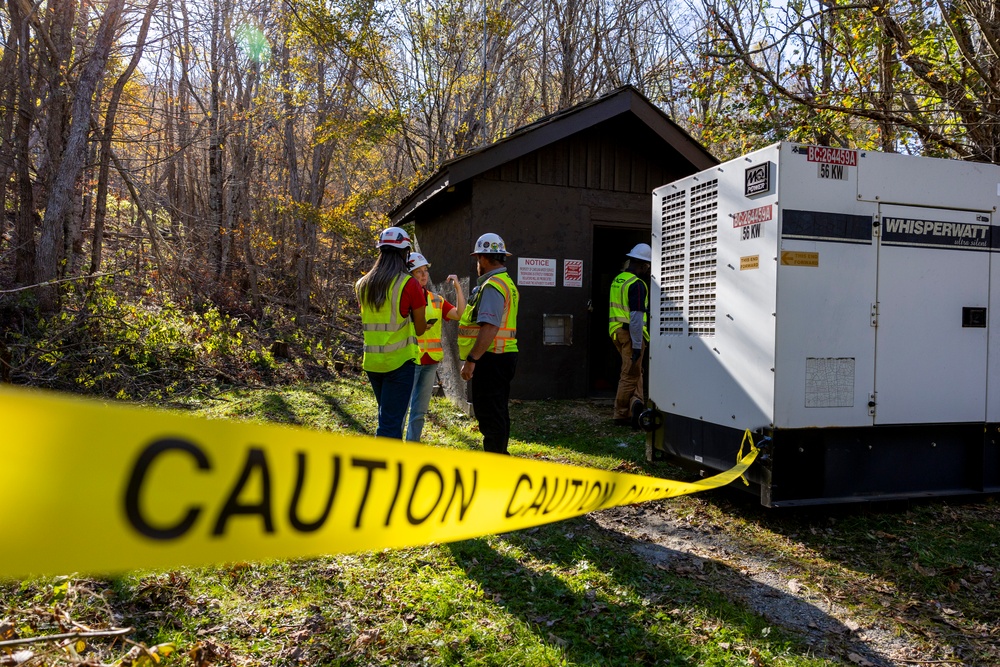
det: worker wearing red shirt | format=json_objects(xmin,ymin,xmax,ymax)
[
  {"xmin": 405, "ymin": 251, "xmax": 466, "ymax": 442},
  {"xmin": 356, "ymin": 227, "xmax": 426, "ymax": 439}
]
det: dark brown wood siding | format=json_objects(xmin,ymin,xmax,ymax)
[
  {"xmin": 482, "ymin": 118, "xmax": 685, "ymax": 196},
  {"xmin": 412, "ymin": 112, "xmax": 708, "ymax": 401}
]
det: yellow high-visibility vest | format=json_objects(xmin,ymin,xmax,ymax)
[
  {"xmin": 417, "ymin": 292, "xmax": 445, "ymax": 364},
  {"xmin": 608, "ymin": 271, "xmax": 649, "ymax": 341},
  {"xmin": 358, "ymin": 273, "xmax": 419, "ymax": 372},
  {"xmin": 458, "ymin": 271, "xmax": 519, "ymax": 358}
]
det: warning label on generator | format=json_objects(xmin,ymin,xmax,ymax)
[
  {"xmin": 882, "ymin": 216, "xmax": 991, "ymax": 250},
  {"xmin": 780, "ymin": 251, "xmax": 819, "ymax": 267},
  {"xmin": 740, "ymin": 255, "xmax": 759, "ymax": 270}
]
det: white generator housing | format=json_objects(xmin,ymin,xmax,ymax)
[{"xmin": 647, "ymin": 143, "xmax": 1000, "ymax": 505}]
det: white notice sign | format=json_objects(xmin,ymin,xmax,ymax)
[
  {"xmin": 563, "ymin": 259, "xmax": 583, "ymax": 287},
  {"xmin": 517, "ymin": 258, "xmax": 556, "ymax": 287}
]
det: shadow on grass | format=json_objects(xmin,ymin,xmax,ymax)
[
  {"xmin": 449, "ymin": 514, "xmax": 898, "ymax": 666},
  {"xmin": 507, "ymin": 398, "xmax": 650, "ymax": 464},
  {"xmin": 255, "ymin": 392, "xmax": 302, "ymax": 425},
  {"xmin": 693, "ymin": 487, "xmax": 1000, "ymax": 665},
  {"xmin": 307, "ymin": 385, "xmax": 372, "ymax": 436}
]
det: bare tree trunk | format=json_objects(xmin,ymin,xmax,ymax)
[
  {"xmin": 11, "ymin": 0, "xmax": 36, "ymax": 287},
  {"xmin": 228, "ymin": 51, "xmax": 262, "ymax": 312},
  {"xmin": 877, "ymin": 34, "xmax": 895, "ymax": 152},
  {"xmin": 278, "ymin": 38, "xmax": 313, "ymax": 322},
  {"xmin": 36, "ymin": 0, "xmax": 125, "ymax": 312},
  {"xmin": 90, "ymin": 0, "xmax": 159, "ymax": 279},
  {"xmin": 0, "ymin": 8, "xmax": 18, "ymax": 253},
  {"xmin": 208, "ymin": 0, "xmax": 226, "ymax": 278}
]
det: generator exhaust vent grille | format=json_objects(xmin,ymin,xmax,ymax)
[
  {"xmin": 658, "ymin": 180, "xmax": 718, "ymax": 337},
  {"xmin": 688, "ymin": 180, "xmax": 718, "ymax": 336},
  {"xmin": 659, "ymin": 190, "xmax": 687, "ymax": 335}
]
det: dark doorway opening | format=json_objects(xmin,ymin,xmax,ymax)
[{"xmin": 589, "ymin": 225, "xmax": 651, "ymax": 397}]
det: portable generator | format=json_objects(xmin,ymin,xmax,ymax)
[{"xmin": 646, "ymin": 142, "xmax": 1000, "ymax": 506}]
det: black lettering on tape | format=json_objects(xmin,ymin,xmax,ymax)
[
  {"xmin": 506, "ymin": 474, "xmax": 532, "ymax": 517},
  {"xmin": 566, "ymin": 480, "xmax": 584, "ymax": 511},
  {"xmin": 441, "ymin": 469, "xmax": 476, "ymax": 522},
  {"xmin": 406, "ymin": 465, "xmax": 444, "ymax": 525},
  {"xmin": 579, "ymin": 481, "xmax": 615, "ymax": 512},
  {"xmin": 351, "ymin": 457, "xmax": 387, "ymax": 529},
  {"xmin": 125, "ymin": 438, "xmax": 210, "ymax": 540},
  {"xmin": 525, "ymin": 477, "xmax": 549, "ymax": 515},
  {"xmin": 384, "ymin": 462, "xmax": 404, "ymax": 527},
  {"xmin": 543, "ymin": 479, "xmax": 570, "ymax": 515},
  {"xmin": 213, "ymin": 448, "xmax": 274, "ymax": 536},
  {"xmin": 508, "ymin": 475, "xmax": 603, "ymax": 519},
  {"xmin": 288, "ymin": 452, "xmax": 341, "ymax": 533}
]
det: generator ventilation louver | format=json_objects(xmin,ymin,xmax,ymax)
[{"xmin": 658, "ymin": 179, "xmax": 718, "ymax": 336}]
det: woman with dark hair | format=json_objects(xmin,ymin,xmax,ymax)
[{"xmin": 356, "ymin": 227, "xmax": 426, "ymax": 439}]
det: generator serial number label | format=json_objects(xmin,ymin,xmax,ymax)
[
  {"xmin": 806, "ymin": 146, "xmax": 858, "ymax": 166},
  {"xmin": 817, "ymin": 162, "xmax": 848, "ymax": 180}
]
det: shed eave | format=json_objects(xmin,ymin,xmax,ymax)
[{"xmin": 391, "ymin": 173, "xmax": 451, "ymax": 225}]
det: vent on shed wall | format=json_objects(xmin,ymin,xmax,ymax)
[{"xmin": 657, "ymin": 180, "xmax": 718, "ymax": 337}]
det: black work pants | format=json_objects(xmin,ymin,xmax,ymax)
[{"xmin": 470, "ymin": 351, "xmax": 518, "ymax": 455}]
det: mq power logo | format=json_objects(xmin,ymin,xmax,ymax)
[{"xmin": 744, "ymin": 162, "xmax": 771, "ymax": 197}]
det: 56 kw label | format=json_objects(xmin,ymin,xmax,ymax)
[{"xmin": 734, "ymin": 205, "xmax": 771, "ymax": 241}]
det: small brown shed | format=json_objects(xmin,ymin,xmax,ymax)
[{"xmin": 389, "ymin": 85, "xmax": 717, "ymax": 404}]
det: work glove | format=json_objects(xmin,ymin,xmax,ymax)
[{"xmin": 631, "ymin": 348, "xmax": 641, "ymax": 363}]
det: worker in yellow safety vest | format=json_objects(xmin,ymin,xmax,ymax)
[
  {"xmin": 404, "ymin": 251, "xmax": 466, "ymax": 442},
  {"xmin": 355, "ymin": 227, "xmax": 426, "ymax": 439},
  {"xmin": 608, "ymin": 242, "xmax": 650, "ymax": 428},
  {"xmin": 459, "ymin": 232, "xmax": 519, "ymax": 454}
]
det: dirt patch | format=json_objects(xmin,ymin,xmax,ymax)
[{"xmin": 593, "ymin": 501, "xmax": 940, "ymax": 667}]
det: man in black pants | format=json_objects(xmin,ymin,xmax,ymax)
[{"xmin": 459, "ymin": 233, "xmax": 520, "ymax": 455}]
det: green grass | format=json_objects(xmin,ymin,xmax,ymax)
[{"xmin": 2, "ymin": 377, "xmax": 997, "ymax": 666}]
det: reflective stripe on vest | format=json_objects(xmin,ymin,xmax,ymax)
[
  {"xmin": 417, "ymin": 292, "xmax": 444, "ymax": 364},
  {"xmin": 608, "ymin": 271, "xmax": 649, "ymax": 341},
  {"xmin": 358, "ymin": 273, "xmax": 419, "ymax": 372},
  {"xmin": 458, "ymin": 272, "xmax": 519, "ymax": 358}
]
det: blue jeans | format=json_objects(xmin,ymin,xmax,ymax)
[
  {"xmin": 406, "ymin": 363, "xmax": 438, "ymax": 442},
  {"xmin": 367, "ymin": 360, "xmax": 416, "ymax": 439}
]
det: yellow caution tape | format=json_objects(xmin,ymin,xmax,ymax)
[{"xmin": 0, "ymin": 386, "xmax": 758, "ymax": 579}]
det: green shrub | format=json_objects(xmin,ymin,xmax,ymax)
[{"xmin": 6, "ymin": 277, "xmax": 282, "ymax": 400}]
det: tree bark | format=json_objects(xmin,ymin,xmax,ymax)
[
  {"xmin": 36, "ymin": 0, "xmax": 125, "ymax": 312},
  {"xmin": 90, "ymin": 0, "xmax": 159, "ymax": 279},
  {"xmin": 11, "ymin": 0, "xmax": 36, "ymax": 287}
]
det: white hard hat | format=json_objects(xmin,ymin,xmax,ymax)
[
  {"xmin": 377, "ymin": 226, "xmax": 412, "ymax": 250},
  {"xmin": 471, "ymin": 232, "xmax": 512, "ymax": 256},
  {"xmin": 407, "ymin": 252, "xmax": 430, "ymax": 271},
  {"xmin": 626, "ymin": 243, "xmax": 652, "ymax": 263}
]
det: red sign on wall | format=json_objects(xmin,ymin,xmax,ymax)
[{"xmin": 563, "ymin": 259, "xmax": 583, "ymax": 287}]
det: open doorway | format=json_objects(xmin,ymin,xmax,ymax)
[{"xmin": 589, "ymin": 225, "xmax": 652, "ymax": 396}]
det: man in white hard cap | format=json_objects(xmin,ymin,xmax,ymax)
[
  {"xmin": 458, "ymin": 233, "xmax": 519, "ymax": 454},
  {"xmin": 608, "ymin": 243, "xmax": 651, "ymax": 428}
]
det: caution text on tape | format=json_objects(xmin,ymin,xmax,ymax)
[{"xmin": 0, "ymin": 387, "xmax": 757, "ymax": 579}]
